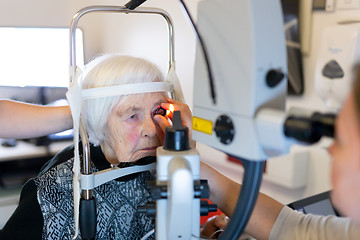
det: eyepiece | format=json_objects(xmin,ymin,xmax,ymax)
[{"xmin": 284, "ymin": 112, "xmax": 336, "ymax": 144}]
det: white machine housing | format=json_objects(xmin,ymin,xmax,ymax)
[
  {"xmin": 156, "ymin": 147, "xmax": 200, "ymax": 239},
  {"xmin": 192, "ymin": 0, "xmax": 288, "ymax": 161}
]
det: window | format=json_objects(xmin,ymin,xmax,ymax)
[{"xmin": 0, "ymin": 27, "xmax": 84, "ymax": 88}]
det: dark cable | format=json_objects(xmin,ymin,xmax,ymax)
[
  {"xmin": 124, "ymin": 0, "xmax": 147, "ymax": 10},
  {"xmin": 178, "ymin": 0, "xmax": 217, "ymax": 105},
  {"xmin": 219, "ymin": 159, "xmax": 265, "ymax": 240}
]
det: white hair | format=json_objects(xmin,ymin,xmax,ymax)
[{"xmin": 81, "ymin": 53, "xmax": 165, "ymax": 145}]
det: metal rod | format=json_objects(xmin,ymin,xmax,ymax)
[
  {"xmin": 79, "ymin": 120, "xmax": 92, "ymax": 200},
  {"xmin": 79, "ymin": 120, "xmax": 91, "ymax": 175},
  {"xmin": 70, "ymin": 5, "xmax": 175, "ymax": 83}
]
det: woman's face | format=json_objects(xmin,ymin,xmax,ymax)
[
  {"xmin": 329, "ymin": 92, "xmax": 360, "ymax": 222},
  {"xmin": 101, "ymin": 92, "xmax": 167, "ymax": 165}
]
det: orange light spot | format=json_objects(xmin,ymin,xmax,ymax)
[{"xmin": 169, "ymin": 104, "xmax": 175, "ymax": 112}]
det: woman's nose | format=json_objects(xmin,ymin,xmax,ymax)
[{"xmin": 142, "ymin": 116, "xmax": 157, "ymax": 138}]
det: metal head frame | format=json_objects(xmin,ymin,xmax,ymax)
[
  {"xmin": 69, "ymin": 5, "xmax": 175, "ymax": 199},
  {"xmin": 67, "ymin": 6, "xmax": 176, "ymax": 239}
]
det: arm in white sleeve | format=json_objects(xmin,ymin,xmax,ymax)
[{"xmin": 269, "ymin": 206, "xmax": 360, "ymax": 240}]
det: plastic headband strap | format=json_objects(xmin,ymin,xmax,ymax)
[
  {"xmin": 81, "ymin": 82, "xmax": 173, "ymax": 99},
  {"xmin": 167, "ymin": 63, "xmax": 185, "ymax": 103}
]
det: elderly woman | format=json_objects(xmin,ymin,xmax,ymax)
[{"xmin": 0, "ymin": 54, "xmax": 241, "ymax": 240}]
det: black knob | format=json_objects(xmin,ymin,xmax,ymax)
[
  {"xmin": 266, "ymin": 69, "xmax": 285, "ymax": 88},
  {"xmin": 150, "ymin": 185, "xmax": 168, "ymax": 200},
  {"xmin": 214, "ymin": 115, "xmax": 235, "ymax": 145},
  {"xmin": 80, "ymin": 198, "xmax": 97, "ymax": 240},
  {"xmin": 138, "ymin": 202, "xmax": 156, "ymax": 217},
  {"xmin": 200, "ymin": 200, "xmax": 218, "ymax": 216},
  {"xmin": 194, "ymin": 180, "xmax": 210, "ymax": 198}
]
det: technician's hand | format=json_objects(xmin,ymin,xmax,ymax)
[
  {"xmin": 201, "ymin": 215, "xmax": 229, "ymax": 239},
  {"xmin": 153, "ymin": 97, "xmax": 196, "ymax": 148}
]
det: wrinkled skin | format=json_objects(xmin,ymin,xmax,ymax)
[{"xmin": 101, "ymin": 93, "xmax": 166, "ymax": 165}]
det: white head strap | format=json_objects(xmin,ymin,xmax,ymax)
[{"xmin": 66, "ymin": 62, "xmax": 184, "ymax": 239}]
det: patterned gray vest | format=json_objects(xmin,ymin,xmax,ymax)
[{"xmin": 34, "ymin": 157, "xmax": 154, "ymax": 240}]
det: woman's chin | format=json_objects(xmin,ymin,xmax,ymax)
[{"xmin": 130, "ymin": 149, "xmax": 157, "ymax": 162}]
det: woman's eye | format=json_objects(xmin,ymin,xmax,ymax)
[
  {"xmin": 152, "ymin": 106, "xmax": 166, "ymax": 118},
  {"xmin": 128, "ymin": 114, "xmax": 138, "ymax": 121}
]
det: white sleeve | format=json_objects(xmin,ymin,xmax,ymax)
[{"xmin": 269, "ymin": 206, "xmax": 360, "ymax": 240}]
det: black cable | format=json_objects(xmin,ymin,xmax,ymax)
[
  {"xmin": 219, "ymin": 159, "xmax": 265, "ymax": 240},
  {"xmin": 177, "ymin": 0, "xmax": 217, "ymax": 105},
  {"xmin": 125, "ymin": 0, "xmax": 147, "ymax": 10}
]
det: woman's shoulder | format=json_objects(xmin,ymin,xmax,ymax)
[
  {"xmin": 34, "ymin": 147, "xmax": 75, "ymax": 190},
  {"xmin": 37, "ymin": 144, "xmax": 76, "ymax": 176}
]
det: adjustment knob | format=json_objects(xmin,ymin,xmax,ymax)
[
  {"xmin": 163, "ymin": 111, "xmax": 190, "ymax": 151},
  {"xmin": 214, "ymin": 115, "xmax": 235, "ymax": 145},
  {"xmin": 266, "ymin": 69, "xmax": 285, "ymax": 88}
]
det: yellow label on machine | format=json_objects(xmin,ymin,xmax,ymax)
[{"xmin": 193, "ymin": 117, "xmax": 213, "ymax": 135}]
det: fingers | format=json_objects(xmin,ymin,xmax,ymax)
[
  {"xmin": 201, "ymin": 216, "xmax": 218, "ymax": 238},
  {"xmin": 213, "ymin": 214, "xmax": 229, "ymax": 229},
  {"xmin": 201, "ymin": 215, "xmax": 229, "ymax": 239},
  {"xmin": 160, "ymin": 98, "xmax": 192, "ymax": 127},
  {"xmin": 153, "ymin": 115, "xmax": 171, "ymax": 133},
  {"xmin": 161, "ymin": 97, "xmax": 190, "ymax": 113}
]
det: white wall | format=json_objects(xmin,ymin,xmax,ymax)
[{"xmin": 1, "ymin": 0, "xmax": 360, "ymax": 207}]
